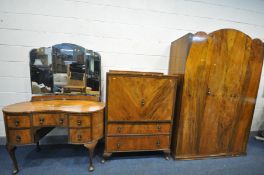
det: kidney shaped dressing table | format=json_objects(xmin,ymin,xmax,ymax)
[
  {"xmin": 3, "ymin": 43, "xmax": 104, "ymax": 174},
  {"xmin": 3, "ymin": 95, "xmax": 104, "ymax": 174}
]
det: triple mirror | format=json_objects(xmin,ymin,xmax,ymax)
[{"xmin": 30, "ymin": 43, "xmax": 101, "ymax": 98}]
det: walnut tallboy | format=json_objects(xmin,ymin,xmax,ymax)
[
  {"xmin": 169, "ymin": 29, "xmax": 264, "ymax": 159},
  {"xmin": 103, "ymin": 71, "xmax": 177, "ymax": 160},
  {"xmin": 3, "ymin": 95, "xmax": 104, "ymax": 174}
]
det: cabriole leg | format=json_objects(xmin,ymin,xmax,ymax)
[
  {"xmin": 36, "ymin": 141, "xmax": 41, "ymax": 152},
  {"xmin": 84, "ymin": 140, "xmax": 98, "ymax": 172},
  {"xmin": 6, "ymin": 144, "xmax": 19, "ymax": 174}
]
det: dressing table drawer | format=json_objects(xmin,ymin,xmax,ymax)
[
  {"xmin": 69, "ymin": 114, "xmax": 91, "ymax": 128},
  {"xmin": 106, "ymin": 135, "xmax": 170, "ymax": 152},
  {"xmin": 8, "ymin": 129, "xmax": 32, "ymax": 145},
  {"xmin": 107, "ymin": 123, "xmax": 171, "ymax": 135},
  {"xmin": 33, "ymin": 113, "xmax": 68, "ymax": 127},
  {"xmin": 69, "ymin": 129, "xmax": 91, "ymax": 143},
  {"xmin": 6, "ymin": 115, "xmax": 31, "ymax": 128}
]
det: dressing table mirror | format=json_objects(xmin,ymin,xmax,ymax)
[
  {"xmin": 30, "ymin": 43, "xmax": 101, "ymax": 99},
  {"xmin": 3, "ymin": 43, "xmax": 104, "ymax": 174}
]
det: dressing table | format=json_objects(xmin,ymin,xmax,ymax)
[{"xmin": 3, "ymin": 43, "xmax": 104, "ymax": 174}]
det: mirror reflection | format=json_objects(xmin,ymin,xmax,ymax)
[
  {"xmin": 30, "ymin": 47, "xmax": 53, "ymax": 94},
  {"xmin": 30, "ymin": 43, "xmax": 101, "ymax": 98}
]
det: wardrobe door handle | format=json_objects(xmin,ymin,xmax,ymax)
[{"xmin": 141, "ymin": 99, "xmax": 145, "ymax": 107}]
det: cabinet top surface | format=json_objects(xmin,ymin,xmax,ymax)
[{"xmin": 2, "ymin": 100, "xmax": 105, "ymax": 114}]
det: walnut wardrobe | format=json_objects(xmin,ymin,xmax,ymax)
[{"xmin": 169, "ymin": 29, "xmax": 264, "ymax": 159}]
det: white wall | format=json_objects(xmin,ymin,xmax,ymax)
[{"xmin": 0, "ymin": 0, "xmax": 264, "ymax": 136}]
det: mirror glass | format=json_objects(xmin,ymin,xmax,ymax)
[
  {"xmin": 30, "ymin": 47, "xmax": 53, "ymax": 94},
  {"xmin": 30, "ymin": 43, "xmax": 101, "ymax": 98}
]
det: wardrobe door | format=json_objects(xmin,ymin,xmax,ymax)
[
  {"xmin": 175, "ymin": 32, "xmax": 212, "ymax": 157},
  {"xmin": 229, "ymin": 39, "xmax": 263, "ymax": 153},
  {"xmin": 199, "ymin": 30, "xmax": 253, "ymax": 155}
]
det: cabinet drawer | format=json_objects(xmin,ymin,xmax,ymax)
[
  {"xmin": 6, "ymin": 115, "xmax": 31, "ymax": 128},
  {"xmin": 69, "ymin": 129, "xmax": 91, "ymax": 143},
  {"xmin": 107, "ymin": 123, "xmax": 171, "ymax": 135},
  {"xmin": 8, "ymin": 129, "xmax": 32, "ymax": 145},
  {"xmin": 33, "ymin": 113, "xmax": 68, "ymax": 127},
  {"xmin": 106, "ymin": 135, "xmax": 170, "ymax": 152},
  {"xmin": 69, "ymin": 114, "xmax": 91, "ymax": 128}
]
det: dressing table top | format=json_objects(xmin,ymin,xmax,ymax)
[{"xmin": 2, "ymin": 100, "xmax": 105, "ymax": 114}]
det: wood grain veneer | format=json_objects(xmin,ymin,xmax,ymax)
[
  {"xmin": 103, "ymin": 71, "xmax": 177, "ymax": 160},
  {"xmin": 169, "ymin": 29, "xmax": 264, "ymax": 159}
]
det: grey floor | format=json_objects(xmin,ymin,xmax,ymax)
[{"xmin": 0, "ymin": 134, "xmax": 263, "ymax": 175}]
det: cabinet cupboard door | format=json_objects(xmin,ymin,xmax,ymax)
[{"xmin": 107, "ymin": 75, "xmax": 176, "ymax": 121}]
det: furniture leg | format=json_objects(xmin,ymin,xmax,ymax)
[
  {"xmin": 84, "ymin": 140, "xmax": 98, "ymax": 172},
  {"xmin": 6, "ymin": 144, "xmax": 19, "ymax": 174},
  {"xmin": 163, "ymin": 150, "xmax": 171, "ymax": 160},
  {"xmin": 36, "ymin": 141, "xmax": 41, "ymax": 152},
  {"xmin": 101, "ymin": 152, "xmax": 112, "ymax": 163}
]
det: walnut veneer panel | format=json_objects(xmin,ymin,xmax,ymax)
[
  {"xmin": 104, "ymin": 71, "xmax": 177, "ymax": 159},
  {"xmin": 69, "ymin": 129, "xmax": 91, "ymax": 143},
  {"xmin": 6, "ymin": 115, "xmax": 31, "ymax": 128},
  {"xmin": 69, "ymin": 114, "xmax": 91, "ymax": 128},
  {"xmin": 107, "ymin": 75, "xmax": 176, "ymax": 121},
  {"xmin": 106, "ymin": 135, "xmax": 170, "ymax": 152},
  {"xmin": 2, "ymin": 100, "xmax": 104, "ymax": 113},
  {"xmin": 107, "ymin": 123, "xmax": 171, "ymax": 135},
  {"xmin": 8, "ymin": 129, "xmax": 32, "ymax": 145},
  {"xmin": 169, "ymin": 29, "xmax": 264, "ymax": 159},
  {"xmin": 33, "ymin": 113, "xmax": 68, "ymax": 127}
]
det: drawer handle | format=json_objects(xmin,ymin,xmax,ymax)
[
  {"xmin": 59, "ymin": 118, "xmax": 64, "ymax": 125},
  {"xmin": 141, "ymin": 99, "xmax": 145, "ymax": 107},
  {"xmin": 77, "ymin": 135, "xmax": 82, "ymax": 141},
  {"xmin": 157, "ymin": 125, "xmax": 161, "ymax": 131},
  {"xmin": 16, "ymin": 135, "xmax": 21, "ymax": 142},
  {"xmin": 116, "ymin": 143, "xmax": 121, "ymax": 149},
  {"xmin": 39, "ymin": 118, "xmax": 45, "ymax": 124},
  {"xmin": 77, "ymin": 120, "xmax": 82, "ymax": 126},
  {"xmin": 117, "ymin": 127, "xmax": 122, "ymax": 133},
  {"xmin": 156, "ymin": 140, "xmax": 160, "ymax": 147},
  {"xmin": 15, "ymin": 120, "xmax": 20, "ymax": 127}
]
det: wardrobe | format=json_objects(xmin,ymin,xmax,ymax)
[{"xmin": 169, "ymin": 29, "xmax": 264, "ymax": 159}]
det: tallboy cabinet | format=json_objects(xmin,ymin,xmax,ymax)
[
  {"xmin": 103, "ymin": 71, "xmax": 177, "ymax": 160},
  {"xmin": 169, "ymin": 29, "xmax": 264, "ymax": 159}
]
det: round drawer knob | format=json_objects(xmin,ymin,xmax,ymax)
[
  {"xmin": 15, "ymin": 120, "xmax": 20, "ymax": 127},
  {"xmin": 59, "ymin": 118, "xmax": 64, "ymax": 124},
  {"xmin": 16, "ymin": 135, "xmax": 21, "ymax": 142},
  {"xmin": 156, "ymin": 140, "xmax": 160, "ymax": 147},
  {"xmin": 77, "ymin": 135, "xmax": 82, "ymax": 141},
  {"xmin": 39, "ymin": 118, "xmax": 45, "ymax": 124}
]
